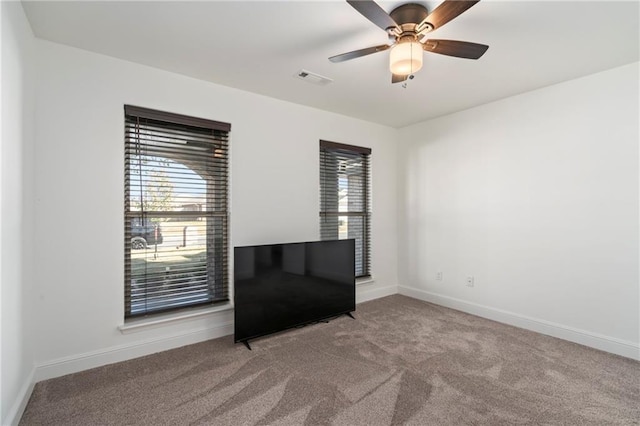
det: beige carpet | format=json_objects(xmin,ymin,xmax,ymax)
[{"xmin": 20, "ymin": 295, "xmax": 640, "ymax": 425}]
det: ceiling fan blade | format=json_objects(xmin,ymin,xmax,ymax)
[
  {"xmin": 347, "ymin": 0, "xmax": 399, "ymax": 32},
  {"xmin": 419, "ymin": 0, "xmax": 480, "ymax": 31},
  {"xmin": 392, "ymin": 74, "xmax": 408, "ymax": 84},
  {"xmin": 329, "ymin": 44, "xmax": 391, "ymax": 63},
  {"xmin": 423, "ymin": 39, "xmax": 488, "ymax": 59}
]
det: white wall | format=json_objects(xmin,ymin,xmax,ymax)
[
  {"xmin": 32, "ymin": 40, "xmax": 398, "ymax": 378},
  {"xmin": 1, "ymin": 1, "xmax": 37, "ymax": 424},
  {"xmin": 398, "ymin": 62, "xmax": 639, "ymax": 359},
  {"xmin": 8, "ymin": 9, "xmax": 636, "ymax": 421}
]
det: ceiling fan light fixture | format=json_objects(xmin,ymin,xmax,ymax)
[{"xmin": 389, "ymin": 41, "xmax": 423, "ymax": 76}]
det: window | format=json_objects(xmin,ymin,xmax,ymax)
[
  {"xmin": 319, "ymin": 140, "xmax": 371, "ymax": 277},
  {"xmin": 124, "ymin": 105, "xmax": 230, "ymax": 318}
]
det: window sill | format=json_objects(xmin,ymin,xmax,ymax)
[
  {"xmin": 357, "ymin": 275, "xmax": 375, "ymax": 286},
  {"xmin": 118, "ymin": 303, "xmax": 233, "ymax": 334}
]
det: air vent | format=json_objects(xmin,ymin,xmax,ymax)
[{"xmin": 294, "ymin": 69, "xmax": 333, "ymax": 86}]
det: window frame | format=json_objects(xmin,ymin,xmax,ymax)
[
  {"xmin": 319, "ymin": 139, "xmax": 372, "ymax": 278},
  {"xmin": 124, "ymin": 105, "xmax": 230, "ymax": 319}
]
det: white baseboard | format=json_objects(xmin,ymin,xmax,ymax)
[
  {"xmin": 4, "ymin": 368, "xmax": 36, "ymax": 426},
  {"xmin": 356, "ymin": 283, "xmax": 398, "ymax": 304},
  {"xmin": 33, "ymin": 284, "xmax": 399, "ymax": 383},
  {"xmin": 34, "ymin": 321, "xmax": 234, "ymax": 383},
  {"xmin": 399, "ymin": 286, "xmax": 640, "ymax": 361}
]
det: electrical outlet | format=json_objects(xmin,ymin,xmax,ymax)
[
  {"xmin": 436, "ymin": 271, "xmax": 443, "ymax": 281},
  {"xmin": 466, "ymin": 276, "xmax": 474, "ymax": 287}
]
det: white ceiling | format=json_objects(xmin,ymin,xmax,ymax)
[{"xmin": 22, "ymin": 0, "xmax": 639, "ymax": 128}]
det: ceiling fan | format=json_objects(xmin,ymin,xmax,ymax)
[{"xmin": 329, "ymin": 0, "xmax": 489, "ymax": 84}]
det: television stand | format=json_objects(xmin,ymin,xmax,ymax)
[
  {"xmin": 242, "ymin": 341, "xmax": 252, "ymax": 351},
  {"xmin": 346, "ymin": 312, "xmax": 355, "ymax": 319}
]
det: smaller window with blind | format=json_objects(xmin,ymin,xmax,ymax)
[
  {"xmin": 124, "ymin": 106, "xmax": 230, "ymax": 318},
  {"xmin": 319, "ymin": 140, "xmax": 371, "ymax": 278}
]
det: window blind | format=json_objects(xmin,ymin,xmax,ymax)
[
  {"xmin": 319, "ymin": 140, "xmax": 371, "ymax": 277},
  {"xmin": 124, "ymin": 105, "xmax": 230, "ymax": 318}
]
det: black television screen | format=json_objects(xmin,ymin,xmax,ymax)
[{"xmin": 234, "ymin": 239, "xmax": 355, "ymax": 345}]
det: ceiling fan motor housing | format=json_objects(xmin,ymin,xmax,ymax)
[{"xmin": 389, "ymin": 3, "xmax": 432, "ymax": 36}]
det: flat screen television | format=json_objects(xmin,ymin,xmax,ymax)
[{"xmin": 234, "ymin": 239, "xmax": 355, "ymax": 348}]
